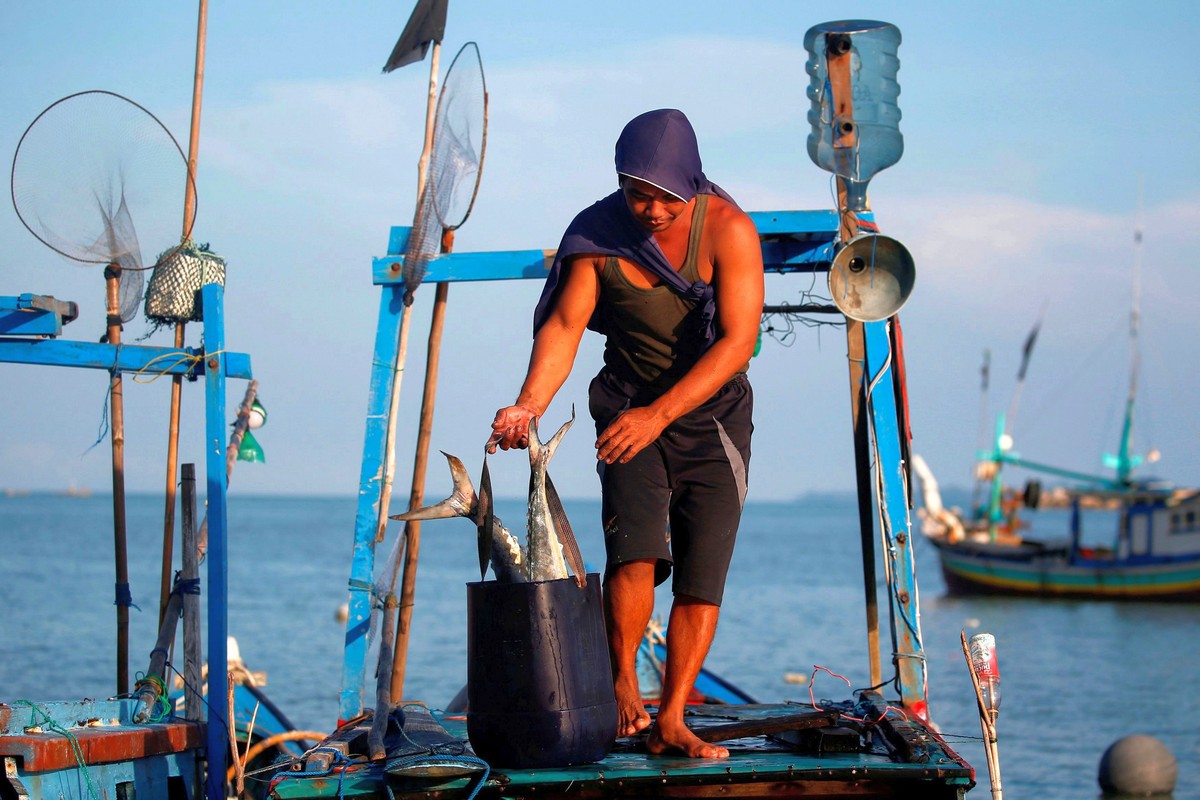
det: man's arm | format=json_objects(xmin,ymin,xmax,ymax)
[
  {"xmin": 594, "ymin": 205, "xmax": 764, "ymax": 464},
  {"xmin": 488, "ymin": 256, "xmax": 600, "ymax": 452}
]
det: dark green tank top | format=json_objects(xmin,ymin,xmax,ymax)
[{"xmin": 597, "ymin": 195, "xmax": 747, "ymax": 396}]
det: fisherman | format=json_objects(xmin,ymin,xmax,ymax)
[{"xmin": 487, "ymin": 108, "xmax": 764, "ymax": 759}]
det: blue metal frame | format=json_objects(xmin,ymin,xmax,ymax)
[
  {"xmin": 863, "ymin": 320, "xmax": 926, "ymax": 712},
  {"xmin": 0, "ymin": 284, "xmax": 250, "ymax": 800},
  {"xmin": 339, "ymin": 209, "xmax": 925, "ymax": 722}
]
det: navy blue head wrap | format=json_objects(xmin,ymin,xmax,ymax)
[{"xmin": 532, "ymin": 109, "xmax": 738, "ymax": 346}]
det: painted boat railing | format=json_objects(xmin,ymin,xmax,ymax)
[{"xmin": 0, "ymin": 283, "xmax": 251, "ymax": 800}]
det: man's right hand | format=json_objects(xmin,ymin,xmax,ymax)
[{"xmin": 486, "ymin": 404, "xmax": 539, "ymax": 453}]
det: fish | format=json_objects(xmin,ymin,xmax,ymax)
[
  {"xmin": 393, "ymin": 450, "xmax": 529, "ymax": 583},
  {"xmin": 526, "ymin": 413, "xmax": 573, "ymax": 582},
  {"xmin": 392, "ymin": 409, "xmax": 585, "ymax": 586}
]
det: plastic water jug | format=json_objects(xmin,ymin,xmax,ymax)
[{"xmin": 804, "ymin": 20, "xmax": 903, "ymax": 211}]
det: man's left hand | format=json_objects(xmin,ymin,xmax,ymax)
[{"xmin": 596, "ymin": 407, "xmax": 667, "ymax": 464}]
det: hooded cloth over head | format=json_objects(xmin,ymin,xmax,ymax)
[{"xmin": 532, "ymin": 109, "xmax": 737, "ymax": 348}]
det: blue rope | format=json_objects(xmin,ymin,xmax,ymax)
[
  {"xmin": 387, "ymin": 753, "xmax": 491, "ymax": 800},
  {"xmin": 289, "ymin": 747, "xmax": 355, "ymax": 799},
  {"xmin": 84, "ymin": 343, "xmax": 124, "ymax": 453},
  {"xmin": 113, "ymin": 582, "xmax": 141, "ymax": 611}
]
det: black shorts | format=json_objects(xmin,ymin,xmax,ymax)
[{"xmin": 588, "ymin": 369, "xmax": 753, "ymax": 606}]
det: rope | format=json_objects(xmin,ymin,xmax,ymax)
[
  {"xmin": 83, "ymin": 344, "xmax": 124, "ymax": 453},
  {"xmin": 113, "ymin": 582, "xmax": 141, "ymax": 611},
  {"xmin": 173, "ymin": 577, "xmax": 201, "ymax": 596},
  {"xmin": 287, "ymin": 746, "xmax": 356, "ymax": 799},
  {"xmin": 383, "ymin": 704, "xmax": 492, "ymax": 800},
  {"xmin": 133, "ymin": 672, "xmax": 171, "ymax": 722},
  {"xmin": 15, "ymin": 701, "xmax": 101, "ymax": 800},
  {"xmin": 388, "ymin": 752, "xmax": 491, "ymax": 800},
  {"xmin": 131, "ymin": 348, "xmax": 229, "ymax": 385},
  {"xmin": 225, "ymin": 730, "xmax": 328, "ymax": 782}
]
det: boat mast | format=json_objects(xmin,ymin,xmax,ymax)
[{"xmin": 1114, "ymin": 186, "xmax": 1144, "ymax": 486}]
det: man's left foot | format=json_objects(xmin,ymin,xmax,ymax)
[{"xmin": 646, "ymin": 722, "xmax": 729, "ymax": 759}]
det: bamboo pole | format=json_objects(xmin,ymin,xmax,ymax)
[
  {"xmin": 196, "ymin": 380, "xmax": 259, "ymax": 559},
  {"xmin": 391, "ymin": 274, "xmax": 451, "ymax": 699},
  {"xmin": 961, "ymin": 631, "xmax": 1003, "ymax": 799},
  {"xmin": 104, "ymin": 265, "xmax": 131, "ymax": 695},
  {"xmin": 160, "ymin": 0, "xmax": 209, "ymax": 626},
  {"xmin": 369, "ymin": 39, "xmax": 442, "ymax": 760},
  {"xmin": 134, "ymin": 577, "xmax": 183, "ymax": 723}
]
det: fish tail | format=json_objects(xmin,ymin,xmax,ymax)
[
  {"xmin": 543, "ymin": 405, "xmax": 576, "ymax": 464},
  {"xmin": 390, "ymin": 451, "xmax": 476, "ymax": 520}
]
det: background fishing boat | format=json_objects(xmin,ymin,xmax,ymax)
[{"xmin": 914, "ymin": 206, "xmax": 1200, "ymax": 602}]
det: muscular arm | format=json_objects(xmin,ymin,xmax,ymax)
[
  {"xmin": 595, "ymin": 206, "xmax": 764, "ymax": 464},
  {"xmin": 488, "ymin": 256, "xmax": 599, "ymax": 452}
]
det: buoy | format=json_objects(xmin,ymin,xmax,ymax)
[
  {"xmin": 335, "ymin": 603, "xmax": 349, "ymax": 623},
  {"xmin": 1098, "ymin": 734, "xmax": 1177, "ymax": 795}
]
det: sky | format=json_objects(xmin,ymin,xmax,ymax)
[{"xmin": 2, "ymin": 1, "xmax": 1199, "ymax": 509}]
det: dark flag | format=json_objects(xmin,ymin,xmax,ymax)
[
  {"xmin": 981, "ymin": 348, "xmax": 990, "ymax": 392},
  {"xmin": 382, "ymin": 0, "xmax": 449, "ymax": 73},
  {"xmin": 1016, "ymin": 320, "xmax": 1040, "ymax": 382}
]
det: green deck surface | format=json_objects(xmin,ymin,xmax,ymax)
[{"xmin": 268, "ymin": 701, "xmax": 975, "ymax": 799}]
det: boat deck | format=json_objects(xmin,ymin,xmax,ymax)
[{"xmin": 268, "ymin": 698, "xmax": 975, "ymax": 799}]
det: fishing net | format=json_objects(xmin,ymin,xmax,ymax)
[
  {"xmin": 401, "ymin": 41, "xmax": 488, "ymax": 303},
  {"xmin": 430, "ymin": 42, "xmax": 487, "ymax": 232},
  {"xmin": 10, "ymin": 90, "xmax": 196, "ymax": 323}
]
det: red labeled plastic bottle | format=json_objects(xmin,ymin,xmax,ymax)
[{"xmin": 968, "ymin": 633, "xmax": 1001, "ymax": 713}]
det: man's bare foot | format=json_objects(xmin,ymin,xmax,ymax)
[
  {"xmin": 614, "ymin": 675, "xmax": 651, "ymax": 737},
  {"xmin": 646, "ymin": 722, "xmax": 729, "ymax": 759}
]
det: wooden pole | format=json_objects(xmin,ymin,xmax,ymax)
[
  {"xmin": 104, "ymin": 265, "xmax": 131, "ymax": 695},
  {"xmin": 369, "ymin": 40, "xmax": 442, "ymax": 758},
  {"xmin": 196, "ymin": 381, "xmax": 259, "ymax": 560},
  {"xmin": 391, "ymin": 276, "xmax": 451, "ymax": 699},
  {"xmin": 160, "ymin": 0, "xmax": 209, "ymax": 626},
  {"xmin": 823, "ymin": 31, "xmax": 883, "ymax": 691},
  {"xmin": 182, "ymin": 463, "xmax": 203, "ymax": 722},
  {"xmin": 836, "ymin": 183, "xmax": 882, "ymax": 690},
  {"xmin": 961, "ymin": 631, "xmax": 1003, "ymax": 799}
]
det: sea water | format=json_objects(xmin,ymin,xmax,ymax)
[{"xmin": 2, "ymin": 492, "xmax": 1197, "ymax": 799}]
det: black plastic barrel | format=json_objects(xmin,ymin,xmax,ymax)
[{"xmin": 466, "ymin": 575, "xmax": 617, "ymax": 768}]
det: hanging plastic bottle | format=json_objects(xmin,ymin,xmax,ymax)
[
  {"xmin": 803, "ymin": 20, "xmax": 903, "ymax": 211},
  {"xmin": 968, "ymin": 632, "xmax": 1001, "ymax": 713}
]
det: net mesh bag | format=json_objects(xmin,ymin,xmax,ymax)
[{"xmin": 144, "ymin": 239, "xmax": 226, "ymax": 329}]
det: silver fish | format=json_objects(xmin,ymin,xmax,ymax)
[
  {"xmin": 392, "ymin": 452, "xmax": 528, "ymax": 583},
  {"xmin": 392, "ymin": 410, "xmax": 585, "ymax": 586},
  {"xmin": 525, "ymin": 413, "xmax": 573, "ymax": 582}
]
